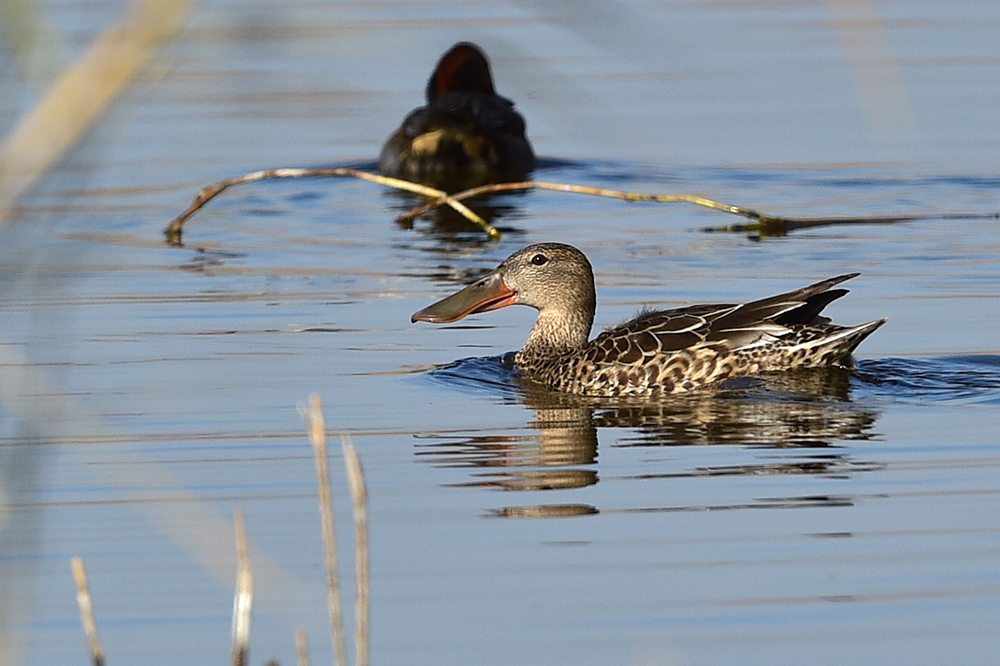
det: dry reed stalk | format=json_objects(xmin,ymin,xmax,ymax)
[
  {"xmin": 230, "ymin": 509, "xmax": 253, "ymax": 666},
  {"xmin": 0, "ymin": 0, "xmax": 192, "ymax": 226},
  {"xmin": 163, "ymin": 167, "xmax": 498, "ymax": 244},
  {"xmin": 70, "ymin": 557, "xmax": 105, "ymax": 666},
  {"xmin": 295, "ymin": 628, "xmax": 310, "ymax": 666},
  {"xmin": 341, "ymin": 435, "xmax": 369, "ymax": 666},
  {"xmin": 301, "ymin": 394, "xmax": 347, "ymax": 666}
]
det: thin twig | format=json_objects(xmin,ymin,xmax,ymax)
[
  {"xmin": 230, "ymin": 509, "xmax": 253, "ymax": 666},
  {"xmin": 70, "ymin": 557, "xmax": 105, "ymax": 666},
  {"xmin": 341, "ymin": 434, "xmax": 369, "ymax": 666},
  {"xmin": 394, "ymin": 179, "xmax": 1000, "ymax": 237},
  {"xmin": 301, "ymin": 394, "xmax": 347, "ymax": 666},
  {"xmin": 395, "ymin": 180, "xmax": 760, "ymax": 222},
  {"xmin": 164, "ymin": 167, "xmax": 498, "ymax": 245},
  {"xmin": 295, "ymin": 628, "xmax": 310, "ymax": 666}
]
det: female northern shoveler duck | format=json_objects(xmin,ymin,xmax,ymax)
[
  {"xmin": 378, "ymin": 42, "xmax": 535, "ymax": 191},
  {"xmin": 412, "ymin": 243, "xmax": 887, "ymax": 397}
]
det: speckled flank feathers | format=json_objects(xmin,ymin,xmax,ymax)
[{"xmin": 413, "ymin": 243, "xmax": 886, "ymax": 397}]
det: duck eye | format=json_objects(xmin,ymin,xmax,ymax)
[{"xmin": 530, "ymin": 254, "xmax": 548, "ymax": 266}]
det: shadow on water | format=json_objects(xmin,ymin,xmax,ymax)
[{"xmin": 414, "ymin": 354, "xmax": 1000, "ymax": 517}]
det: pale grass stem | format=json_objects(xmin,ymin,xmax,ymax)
[
  {"xmin": 342, "ymin": 435, "xmax": 370, "ymax": 666},
  {"xmin": 70, "ymin": 557, "xmax": 105, "ymax": 666},
  {"xmin": 69, "ymin": 399, "xmax": 371, "ymax": 666},
  {"xmin": 296, "ymin": 628, "xmax": 310, "ymax": 666},
  {"xmin": 0, "ymin": 0, "xmax": 193, "ymax": 227},
  {"xmin": 301, "ymin": 394, "xmax": 348, "ymax": 666},
  {"xmin": 230, "ymin": 509, "xmax": 253, "ymax": 666}
]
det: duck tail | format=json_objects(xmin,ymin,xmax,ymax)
[{"xmin": 787, "ymin": 318, "xmax": 888, "ymax": 368}]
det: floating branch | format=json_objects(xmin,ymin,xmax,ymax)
[
  {"xmin": 395, "ymin": 179, "xmax": 1000, "ymax": 238},
  {"xmin": 164, "ymin": 167, "xmax": 498, "ymax": 245},
  {"xmin": 230, "ymin": 509, "xmax": 253, "ymax": 666},
  {"xmin": 168, "ymin": 168, "xmax": 997, "ymax": 244},
  {"xmin": 71, "ymin": 557, "xmax": 106, "ymax": 666}
]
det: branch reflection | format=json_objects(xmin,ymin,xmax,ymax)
[{"xmin": 385, "ymin": 189, "xmax": 528, "ymax": 242}]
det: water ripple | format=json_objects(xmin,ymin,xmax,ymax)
[
  {"xmin": 424, "ymin": 354, "xmax": 1000, "ymax": 406},
  {"xmin": 855, "ymin": 355, "xmax": 1000, "ymax": 405}
]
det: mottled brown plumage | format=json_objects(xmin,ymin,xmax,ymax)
[{"xmin": 412, "ymin": 243, "xmax": 886, "ymax": 396}]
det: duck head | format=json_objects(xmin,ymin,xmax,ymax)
[
  {"xmin": 412, "ymin": 243, "xmax": 597, "ymax": 353},
  {"xmin": 426, "ymin": 42, "xmax": 496, "ymax": 101}
]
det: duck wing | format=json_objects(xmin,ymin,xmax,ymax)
[
  {"xmin": 585, "ymin": 274, "xmax": 860, "ymax": 364},
  {"xmin": 706, "ymin": 273, "xmax": 858, "ymax": 345}
]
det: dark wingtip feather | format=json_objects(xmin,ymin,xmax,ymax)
[{"xmin": 774, "ymin": 288, "xmax": 849, "ymax": 325}]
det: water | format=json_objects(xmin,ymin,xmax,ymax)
[{"xmin": 2, "ymin": 1, "xmax": 1000, "ymax": 665}]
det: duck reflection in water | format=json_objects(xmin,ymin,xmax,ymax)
[{"xmin": 418, "ymin": 359, "xmax": 882, "ymax": 518}]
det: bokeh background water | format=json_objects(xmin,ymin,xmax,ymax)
[{"xmin": 2, "ymin": 1, "xmax": 999, "ymax": 665}]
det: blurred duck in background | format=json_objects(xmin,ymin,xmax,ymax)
[{"xmin": 379, "ymin": 42, "xmax": 536, "ymax": 191}]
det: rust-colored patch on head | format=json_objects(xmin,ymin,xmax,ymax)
[{"xmin": 427, "ymin": 42, "xmax": 496, "ymax": 101}]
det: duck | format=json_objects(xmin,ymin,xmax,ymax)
[
  {"xmin": 412, "ymin": 243, "xmax": 887, "ymax": 397},
  {"xmin": 378, "ymin": 42, "xmax": 536, "ymax": 191}
]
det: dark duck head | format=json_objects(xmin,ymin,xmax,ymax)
[{"xmin": 379, "ymin": 42, "xmax": 536, "ymax": 191}]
